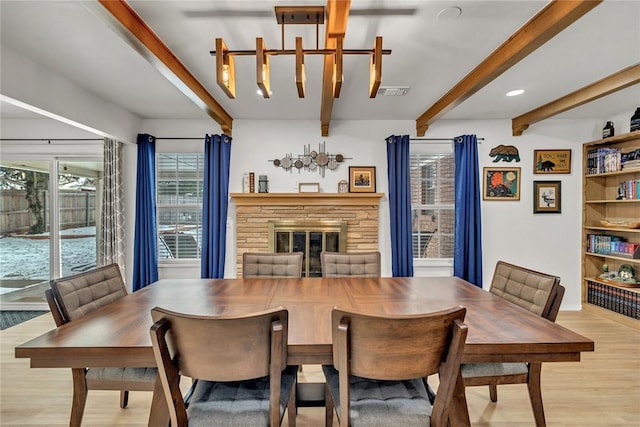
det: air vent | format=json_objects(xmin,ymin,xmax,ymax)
[{"xmin": 377, "ymin": 86, "xmax": 410, "ymax": 96}]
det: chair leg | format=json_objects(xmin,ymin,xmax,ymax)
[
  {"xmin": 489, "ymin": 384, "xmax": 498, "ymax": 402},
  {"xmin": 325, "ymin": 383, "xmax": 334, "ymax": 427},
  {"xmin": 527, "ymin": 363, "xmax": 546, "ymax": 427},
  {"xmin": 120, "ymin": 390, "xmax": 129, "ymax": 408},
  {"xmin": 287, "ymin": 381, "xmax": 297, "ymax": 427},
  {"xmin": 70, "ymin": 368, "xmax": 88, "ymax": 427}
]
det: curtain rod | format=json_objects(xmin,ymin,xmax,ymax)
[
  {"xmin": 154, "ymin": 137, "xmax": 205, "ymax": 141},
  {"xmin": 0, "ymin": 138, "xmax": 104, "ymax": 142},
  {"xmin": 410, "ymin": 137, "xmax": 484, "ymax": 142}
]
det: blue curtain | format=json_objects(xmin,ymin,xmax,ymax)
[
  {"xmin": 133, "ymin": 134, "xmax": 158, "ymax": 291},
  {"xmin": 386, "ymin": 134, "xmax": 414, "ymax": 277},
  {"xmin": 454, "ymin": 134, "xmax": 483, "ymax": 287},
  {"xmin": 201, "ymin": 134, "xmax": 232, "ymax": 278}
]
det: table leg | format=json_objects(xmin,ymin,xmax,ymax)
[
  {"xmin": 448, "ymin": 371, "xmax": 471, "ymax": 427},
  {"xmin": 148, "ymin": 375, "xmax": 170, "ymax": 427}
]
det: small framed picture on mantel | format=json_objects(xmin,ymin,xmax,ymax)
[
  {"xmin": 298, "ymin": 182, "xmax": 320, "ymax": 193},
  {"xmin": 349, "ymin": 166, "xmax": 376, "ymax": 193}
]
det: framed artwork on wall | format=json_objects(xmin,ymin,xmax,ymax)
[
  {"xmin": 483, "ymin": 167, "xmax": 521, "ymax": 200},
  {"xmin": 534, "ymin": 149, "xmax": 571, "ymax": 174},
  {"xmin": 349, "ymin": 166, "xmax": 376, "ymax": 193},
  {"xmin": 533, "ymin": 180, "xmax": 561, "ymax": 213}
]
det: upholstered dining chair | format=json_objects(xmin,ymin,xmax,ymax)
[
  {"xmin": 461, "ymin": 260, "xmax": 563, "ymax": 427},
  {"xmin": 323, "ymin": 306, "xmax": 468, "ymax": 427},
  {"xmin": 46, "ymin": 263, "xmax": 157, "ymax": 427},
  {"xmin": 320, "ymin": 251, "xmax": 381, "ymax": 277},
  {"xmin": 242, "ymin": 252, "xmax": 303, "ymax": 278},
  {"xmin": 150, "ymin": 306, "xmax": 297, "ymax": 427}
]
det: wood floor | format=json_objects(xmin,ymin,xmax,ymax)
[{"xmin": 1, "ymin": 310, "xmax": 638, "ymax": 426}]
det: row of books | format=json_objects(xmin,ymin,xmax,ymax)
[
  {"xmin": 586, "ymin": 280, "xmax": 640, "ymax": 319},
  {"xmin": 618, "ymin": 179, "xmax": 640, "ymax": 199},
  {"xmin": 586, "ymin": 234, "xmax": 640, "ymax": 258},
  {"xmin": 586, "ymin": 147, "xmax": 621, "ymax": 175}
]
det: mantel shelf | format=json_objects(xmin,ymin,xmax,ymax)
[{"xmin": 230, "ymin": 192, "xmax": 384, "ymax": 206}]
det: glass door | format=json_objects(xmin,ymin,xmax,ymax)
[
  {"xmin": 0, "ymin": 159, "xmax": 102, "ymax": 309},
  {"xmin": 0, "ymin": 161, "xmax": 51, "ymax": 308}
]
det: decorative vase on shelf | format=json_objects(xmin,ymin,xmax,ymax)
[{"xmin": 602, "ymin": 121, "xmax": 615, "ymax": 139}]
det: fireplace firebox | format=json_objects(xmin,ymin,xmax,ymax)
[{"xmin": 269, "ymin": 221, "xmax": 346, "ymax": 277}]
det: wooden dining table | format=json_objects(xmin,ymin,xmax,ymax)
[{"xmin": 15, "ymin": 276, "xmax": 594, "ymax": 426}]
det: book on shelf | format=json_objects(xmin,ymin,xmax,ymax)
[{"xmin": 586, "ymin": 147, "xmax": 621, "ymax": 175}]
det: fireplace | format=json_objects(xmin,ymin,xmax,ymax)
[
  {"xmin": 269, "ymin": 221, "xmax": 346, "ymax": 277},
  {"xmin": 230, "ymin": 192, "xmax": 382, "ymax": 277}
]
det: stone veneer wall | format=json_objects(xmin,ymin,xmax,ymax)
[{"xmin": 234, "ymin": 200, "xmax": 380, "ymax": 277}]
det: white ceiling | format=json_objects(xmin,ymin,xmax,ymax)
[{"xmin": 0, "ymin": 0, "xmax": 638, "ymax": 133}]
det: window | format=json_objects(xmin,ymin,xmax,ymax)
[
  {"xmin": 156, "ymin": 153, "xmax": 204, "ymax": 259},
  {"xmin": 410, "ymin": 145, "xmax": 454, "ymax": 259}
]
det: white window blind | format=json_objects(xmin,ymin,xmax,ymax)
[
  {"xmin": 410, "ymin": 150, "xmax": 455, "ymax": 259},
  {"xmin": 156, "ymin": 153, "xmax": 203, "ymax": 259}
]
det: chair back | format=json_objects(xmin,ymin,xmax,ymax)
[
  {"xmin": 331, "ymin": 306, "xmax": 466, "ymax": 380},
  {"xmin": 242, "ymin": 252, "xmax": 303, "ymax": 278},
  {"xmin": 150, "ymin": 306, "xmax": 289, "ymax": 382},
  {"xmin": 489, "ymin": 261, "xmax": 560, "ymax": 317},
  {"xmin": 321, "ymin": 251, "xmax": 381, "ymax": 277},
  {"xmin": 50, "ymin": 263, "xmax": 127, "ymax": 322}
]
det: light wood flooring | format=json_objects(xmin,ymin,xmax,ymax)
[{"xmin": 1, "ymin": 310, "xmax": 638, "ymax": 426}]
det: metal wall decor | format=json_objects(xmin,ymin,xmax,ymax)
[{"xmin": 268, "ymin": 142, "xmax": 349, "ymax": 177}]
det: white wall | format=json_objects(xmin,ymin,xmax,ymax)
[{"xmin": 1, "ymin": 46, "xmax": 141, "ymax": 143}]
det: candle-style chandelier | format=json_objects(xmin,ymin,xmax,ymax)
[{"xmin": 210, "ymin": 5, "xmax": 391, "ymax": 99}]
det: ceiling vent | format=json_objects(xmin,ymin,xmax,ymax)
[{"xmin": 377, "ymin": 86, "xmax": 410, "ymax": 96}]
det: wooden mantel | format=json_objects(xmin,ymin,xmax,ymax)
[{"xmin": 230, "ymin": 193, "xmax": 383, "ymax": 206}]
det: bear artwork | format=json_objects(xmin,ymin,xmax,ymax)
[
  {"xmin": 539, "ymin": 160, "xmax": 556, "ymax": 171},
  {"xmin": 489, "ymin": 145, "xmax": 520, "ymax": 162}
]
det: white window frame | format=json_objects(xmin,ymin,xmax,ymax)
[
  {"xmin": 410, "ymin": 142, "xmax": 454, "ymax": 272},
  {"xmin": 154, "ymin": 140, "xmax": 205, "ymax": 267}
]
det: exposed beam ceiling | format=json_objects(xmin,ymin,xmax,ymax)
[
  {"xmin": 320, "ymin": 0, "xmax": 350, "ymax": 137},
  {"xmin": 96, "ymin": 0, "xmax": 233, "ymax": 135},
  {"xmin": 512, "ymin": 63, "xmax": 640, "ymax": 136},
  {"xmin": 415, "ymin": 0, "xmax": 602, "ymax": 136}
]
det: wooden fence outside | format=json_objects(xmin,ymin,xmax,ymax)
[{"xmin": 0, "ymin": 189, "xmax": 96, "ymax": 235}]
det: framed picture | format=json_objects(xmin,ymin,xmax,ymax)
[
  {"xmin": 349, "ymin": 166, "xmax": 376, "ymax": 193},
  {"xmin": 534, "ymin": 149, "xmax": 571, "ymax": 174},
  {"xmin": 483, "ymin": 167, "xmax": 521, "ymax": 200},
  {"xmin": 298, "ymin": 182, "xmax": 320, "ymax": 193},
  {"xmin": 533, "ymin": 180, "xmax": 561, "ymax": 213}
]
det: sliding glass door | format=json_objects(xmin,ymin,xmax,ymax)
[{"xmin": 0, "ymin": 159, "xmax": 102, "ymax": 309}]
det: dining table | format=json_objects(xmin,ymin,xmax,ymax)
[{"xmin": 15, "ymin": 276, "xmax": 594, "ymax": 426}]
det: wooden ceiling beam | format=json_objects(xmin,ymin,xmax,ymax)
[
  {"xmin": 415, "ymin": 0, "xmax": 602, "ymax": 136},
  {"xmin": 512, "ymin": 63, "xmax": 640, "ymax": 136},
  {"xmin": 96, "ymin": 0, "xmax": 233, "ymax": 135},
  {"xmin": 320, "ymin": 0, "xmax": 350, "ymax": 137}
]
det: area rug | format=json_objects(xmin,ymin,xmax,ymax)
[{"xmin": 0, "ymin": 311, "xmax": 49, "ymax": 330}]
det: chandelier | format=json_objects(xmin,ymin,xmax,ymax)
[{"xmin": 210, "ymin": 6, "xmax": 391, "ymax": 99}]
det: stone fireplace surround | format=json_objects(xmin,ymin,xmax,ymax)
[{"xmin": 230, "ymin": 193, "xmax": 382, "ymax": 277}]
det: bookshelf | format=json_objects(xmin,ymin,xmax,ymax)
[{"xmin": 582, "ymin": 131, "xmax": 640, "ymax": 326}]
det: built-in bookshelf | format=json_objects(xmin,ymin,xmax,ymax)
[{"xmin": 582, "ymin": 131, "xmax": 640, "ymax": 326}]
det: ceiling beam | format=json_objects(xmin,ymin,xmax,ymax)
[
  {"xmin": 415, "ymin": 0, "xmax": 602, "ymax": 136},
  {"xmin": 95, "ymin": 0, "xmax": 233, "ymax": 135},
  {"xmin": 320, "ymin": 0, "xmax": 351, "ymax": 137},
  {"xmin": 512, "ymin": 63, "xmax": 640, "ymax": 136}
]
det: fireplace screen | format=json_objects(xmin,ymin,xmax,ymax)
[{"xmin": 269, "ymin": 221, "xmax": 346, "ymax": 277}]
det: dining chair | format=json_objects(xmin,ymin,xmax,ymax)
[
  {"xmin": 320, "ymin": 251, "xmax": 381, "ymax": 277},
  {"xmin": 461, "ymin": 260, "xmax": 563, "ymax": 427},
  {"xmin": 150, "ymin": 306, "xmax": 297, "ymax": 427},
  {"xmin": 242, "ymin": 252, "xmax": 303, "ymax": 278},
  {"xmin": 323, "ymin": 306, "xmax": 468, "ymax": 427},
  {"xmin": 46, "ymin": 263, "xmax": 157, "ymax": 427}
]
